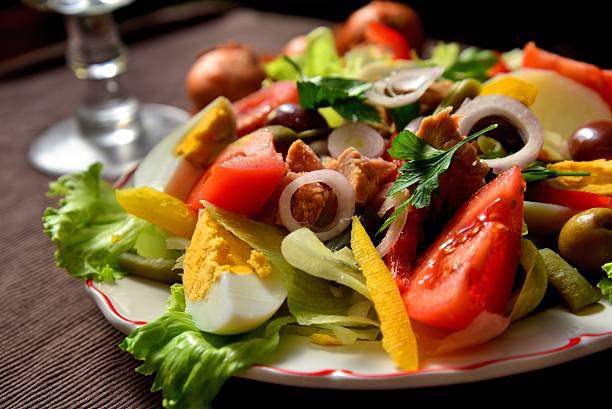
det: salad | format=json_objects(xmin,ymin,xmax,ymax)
[{"xmin": 43, "ymin": 2, "xmax": 612, "ymax": 407}]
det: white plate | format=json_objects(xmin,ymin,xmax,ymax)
[{"xmin": 85, "ymin": 277, "xmax": 612, "ymax": 389}]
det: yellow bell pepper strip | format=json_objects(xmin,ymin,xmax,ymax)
[
  {"xmin": 115, "ymin": 187, "xmax": 197, "ymax": 239},
  {"xmin": 174, "ymin": 97, "xmax": 236, "ymax": 168},
  {"xmin": 350, "ymin": 217, "xmax": 418, "ymax": 371},
  {"xmin": 481, "ymin": 77, "xmax": 538, "ymax": 106},
  {"xmin": 546, "ymin": 159, "xmax": 612, "ymax": 196}
]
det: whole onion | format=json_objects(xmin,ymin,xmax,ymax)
[
  {"xmin": 186, "ymin": 43, "xmax": 266, "ymax": 112},
  {"xmin": 335, "ymin": 1, "xmax": 425, "ymax": 54}
]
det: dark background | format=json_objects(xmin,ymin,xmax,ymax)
[{"xmin": 1, "ymin": 0, "xmax": 610, "ymax": 78}]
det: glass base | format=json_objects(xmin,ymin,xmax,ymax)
[{"xmin": 29, "ymin": 103, "xmax": 190, "ymax": 179}]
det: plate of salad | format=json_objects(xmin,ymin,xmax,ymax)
[{"xmin": 43, "ymin": 2, "xmax": 612, "ymax": 407}]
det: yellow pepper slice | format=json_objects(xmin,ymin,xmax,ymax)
[
  {"xmin": 481, "ymin": 77, "xmax": 538, "ymax": 106},
  {"xmin": 546, "ymin": 159, "xmax": 612, "ymax": 196},
  {"xmin": 115, "ymin": 187, "xmax": 197, "ymax": 238},
  {"xmin": 174, "ymin": 97, "xmax": 236, "ymax": 167},
  {"xmin": 350, "ymin": 217, "xmax": 418, "ymax": 371}
]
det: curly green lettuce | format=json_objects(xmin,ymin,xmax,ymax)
[
  {"xmin": 120, "ymin": 285, "xmax": 294, "ymax": 409},
  {"xmin": 597, "ymin": 262, "xmax": 612, "ymax": 302},
  {"xmin": 42, "ymin": 163, "xmax": 147, "ymax": 281}
]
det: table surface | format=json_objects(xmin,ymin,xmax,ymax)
[{"xmin": 1, "ymin": 8, "xmax": 609, "ymax": 408}]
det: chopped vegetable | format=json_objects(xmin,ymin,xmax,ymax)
[
  {"xmin": 525, "ymin": 183, "xmax": 611, "ymax": 211},
  {"xmin": 366, "ymin": 66, "xmax": 445, "ymax": 108},
  {"xmin": 403, "ymin": 166, "xmax": 524, "ymax": 331},
  {"xmin": 351, "ymin": 217, "xmax": 419, "ymax": 371},
  {"xmin": 481, "ymin": 76, "xmax": 538, "ymax": 106},
  {"xmin": 390, "ymin": 102, "xmax": 420, "ymax": 131},
  {"xmin": 546, "ymin": 159, "xmax": 612, "ymax": 196},
  {"xmin": 281, "ymin": 228, "xmax": 370, "ymax": 299},
  {"xmin": 434, "ymin": 78, "xmax": 481, "ymax": 114},
  {"xmin": 523, "ymin": 201, "xmax": 578, "ymax": 235},
  {"xmin": 327, "ymin": 122, "xmax": 385, "ymax": 158},
  {"xmin": 424, "ymin": 43, "xmax": 499, "ymax": 82},
  {"xmin": 115, "ymin": 187, "xmax": 197, "ymax": 239},
  {"xmin": 43, "ymin": 163, "xmax": 148, "ymax": 282},
  {"xmin": 302, "ymin": 27, "xmax": 342, "ymax": 77},
  {"xmin": 509, "ymin": 239, "xmax": 548, "ymax": 321},
  {"xmin": 233, "ymin": 80, "xmax": 299, "ymax": 136},
  {"xmin": 539, "ymin": 248, "xmax": 600, "ymax": 313},
  {"xmin": 120, "ymin": 284, "xmax": 294, "ymax": 409},
  {"xmin": 364, "ymin": 21, "xmax": 411, "ymax": 59}
]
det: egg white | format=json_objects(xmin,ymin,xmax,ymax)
[{"xmin": 187, "ymin": 269, "xmax": 287, "ymax": 335}]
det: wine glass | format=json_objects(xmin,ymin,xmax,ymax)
[{"xmin": 24, "ymin": 0, "xmax": 190, "ymax": 178}]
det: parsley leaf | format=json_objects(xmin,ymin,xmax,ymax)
[
  {"xmin": 297, "ymin": 76, "xmax": 380, "ymax": 123},
  {"xmin": 380, "ymin": 124, "xmax": 498, "ymax": 231},
  {"xmin": 521, "ymin": 162, "xmax": 590, "ymax": 183}
]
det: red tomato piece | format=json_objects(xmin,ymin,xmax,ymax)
[
  {"xmin": 197, "ymin": 153, "xmax": 286, "ymax": 217},
  {"xmin": 233, "ymin": 80, "xmax": 298, "ymax": 136},
  {"xmin": 403, "ymin": 167, "xmax": 525, "ymax": 331},
  {"xmin": 186, "ymin": 128, "xmax": 285, "ymax": 214},
  {"xmin": 384, "ymin": 208, "xmax": 422, "ymax": 294},
  {"xmin": 525, "ymin": 184, "xmax": 611, "ymax": 212},
  {"xmin": 522, "ymin": 42, "xmax": 612, "ymax": 107},
  {"xmin": 365, "ymin": 21, "xmax": 411, "ymax": 60}
]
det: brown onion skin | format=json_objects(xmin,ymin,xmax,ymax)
[
  {"xmin": 568, "ymin": 120, "xmax": 612, "ymax": 161},
  {"xmin": 335, "ymin": 1, "xmax": 425, "ymax": 54},
  {"xmin": 186, "ymin": 43, "xmax": 266, "ymax": 112}
]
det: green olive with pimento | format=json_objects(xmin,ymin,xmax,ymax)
[{"xmin": 558, "ymin": 208, "xmax": 612, "ymax": 276}]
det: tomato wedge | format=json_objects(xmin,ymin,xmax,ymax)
[
  {"xmin": 186, "ymin": 128, "xmax": 286, "ymax": 216},
  {"xmin": 525, "ymin": 184, "xmax": 611, "ymax": 212},
  {"xmin": 403, "ymin": 166, "xmax": 525, "ymax": 331},
  {"xmin": 233, "ymin": 80, "xmax": 298, "ymax": 136}
]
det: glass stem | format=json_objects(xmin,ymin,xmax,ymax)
[{"xmin": 65, "ymin": 12, "xmax": 142, "ymax": 146}]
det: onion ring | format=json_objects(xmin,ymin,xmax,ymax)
[
  {"xmin": 375, "ymin": 189, "xmax": 409, "ymax": 257},
  {"xmin": 456, "ymin": 95, "xmax": 544, "ymax": 174},
  {"xmin": 366, "ymin": 66, "xmax": 445, "ymax": 108},
  {"xmin": 278, "ymin": 170, "xmax": 356, "ymax": 241}
]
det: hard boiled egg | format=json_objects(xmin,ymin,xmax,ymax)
[
  {"xmin": 182, "ymin": 209, "xmax": 286, "ymax": 335},
  {"xmin": 134, "ymin": 97, "xmax": 236, "ymax": 201}
]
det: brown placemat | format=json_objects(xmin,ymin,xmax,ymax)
[
  {"xmin": 1, "ymin": 8, "xmax": 611, "ymax": 409},
  {"xmin": 0, "ymin": 9, "xmax": 323, "ymax": 408}
]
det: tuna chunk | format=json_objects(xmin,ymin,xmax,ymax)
[
  {"xmin": 416, "ymin": 107, "xmax": 489, "ymax": 230},
  {"xmin": 336, "ymin": 147, "xmax": 397, "ymax": 205},
  {"xmin": 286, "ymin": 140, "xmax": 323, "ymax": 173}
]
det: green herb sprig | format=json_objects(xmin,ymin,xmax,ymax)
[
  {"xmin": 521, "ymin": 162, "xmax": 591, "ymax": 183},
  {"xmin": 380, "ymin": 124, "xmax": 498, "ymax": 232}
]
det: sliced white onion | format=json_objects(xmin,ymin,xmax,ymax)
[
  {"xmin": 327, "ymin": 123, "xmax": 385, "ymax": 158},
  {"xmin": 366, "ymin": 66, "xmax": 445, "ymax": 108},
  {"xmin": 278, "ymin": 169, "xmax": 356, "ymax": 241},
  {"xmin": 456, "ymin": 95, "xmax": 544, "ymax": 174},
  {"xmin": 406, "ymin": 116, "xmax": 424, "ymax": 133},
  {"xmin": 375, "ymin": 189, "xmax": 409, "ymax": 258}
]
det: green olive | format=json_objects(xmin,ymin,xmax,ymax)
[
  {"xmin": 558, "ymin": 208, "xmax": 612, "ymax": 276},
  {"xmin": 435, "ymin": 78, "xmax": 482, "ymax": 114},
  {"xmin": 118, "ymin": 253, "xmax": 181, "ymax": 284}
]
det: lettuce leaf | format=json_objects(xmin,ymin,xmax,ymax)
[
  {"xmin": 281, "ymin": 228, "xmax": 370, "ymax": 299},
  {"xmin": 121, "ymin": 285, "xmax": 294, "ymax": 409},
  {"xmin": 205, "ymin": 203, "xmax": 379, "ymax": 328},
  {"xmin": 302, "ymin": 26, "xmax": 342, "ymax": 77},
  {"xmin": 43, "ymin": 163, "xmax": 148, "ymax": 281},
  {"xmin": 597, "ymin": 262, "xmax": 612, "ymax": 302}
]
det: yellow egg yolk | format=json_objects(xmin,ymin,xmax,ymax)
[{"xmin": 183, "ymin": 208, "xmax": 272, "ymax": 301}]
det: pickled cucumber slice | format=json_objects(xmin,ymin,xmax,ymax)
[
  {"xmin": 539, "ymin": 248, "xmax": 600, "ymax": 312},
  {"xmin": 118, "ymin": 253, "xmax": 181, "ymax": 284}
]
